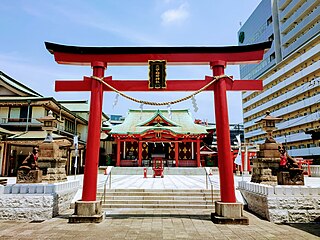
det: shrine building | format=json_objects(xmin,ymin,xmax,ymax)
[{"xmin": 103, "ymin": 109, "xmax": 209, "ymax": 167}]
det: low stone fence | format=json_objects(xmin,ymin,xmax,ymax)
[
  {"xmin": 0, "ymin": 180, "xmax": 79, "ymax": 221},
  {"xmin": 238, "ymin": 181, "xmax": 320, "ymax": 223}
]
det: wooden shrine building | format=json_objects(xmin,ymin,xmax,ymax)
[{"xmin": 104, "ymin": 109, "xmax": 208, "ymax": 167}]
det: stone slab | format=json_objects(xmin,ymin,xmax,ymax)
[
  {"xmin": 211, "ymin": 213, "xmax": 249, "ymax": 225},
  {"xmin": 69, "ymin": 214, "xmax": 104, "ymax": 223},
  {"xmin": 277, "ymin": 170, "xmax": 304, "ymax": 185},
  {"xmin": 16, "ymin": 170, "xmax": 42, "ymax": 183},
  {"xmin": 257, "ymin": 149, "xmax": 281, "ymax": 158},
  {"xmin": 259, "ymin": 143, "xmax": 280, "ymax": 150},
  {"xmin": 215, "ymin": 201, "xmax": 244, "ymax": 218}
]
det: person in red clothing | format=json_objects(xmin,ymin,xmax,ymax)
[
  {"xmin": 19, "ymin": 146, "xmax": 39, "ymax": 170},
  {"xmin": 279, "ymin": 147, "xmax": 287, "ymax": 170},
  {"xmin": 278, "ymin": 145, "xmax": 299, "ymax": 170}
]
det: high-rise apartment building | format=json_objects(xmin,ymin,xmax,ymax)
[{"xmin": 239, "ymin": 0, "xmax": 320, "ymax": 160}]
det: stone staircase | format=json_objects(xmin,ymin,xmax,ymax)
[
  {"xmin": 99, "ymin": 167, "xmax": 219, "ymax": 175},
  {"xmin": 97, "ymin": 189, "xmax": 220, "ymax": 209}
]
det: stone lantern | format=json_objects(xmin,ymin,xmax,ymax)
[
  {"xmin": 251, "ymin": 111, "xmax": 282, "ymax": 184},
  {"xmin": 37, "ymin": 110, "xmax": 61, "ymax": 142},
  {"xmin": 37, "ymin": 110, "xmax": 67, "ymax": 183},
  {"xmin": 256, "ymin": 111, "xmax": 282, "ymax": 143}
]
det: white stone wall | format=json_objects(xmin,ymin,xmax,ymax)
[
  {"xmin": 0, "ymin": 180, "xmax": 79, "ymax": 221},
  {"xmin": 238, "ymin": 181, "xmax": 320, "ymax": 223},
  {"xmin": 0, "ymin": 195, "xmax": 53, "ymax": 220}
]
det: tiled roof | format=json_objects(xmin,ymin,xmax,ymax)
[
  {"xmin": 8, "ymin": 131, "xmax": 66, "ymax": 140},
  {"xmin": 0, "ymin": 71, "xmax": 42, "ymax": 97},
  {"xmin": 59, "ymin": 101, "xmax": 90, "ymax": 112},
  {"xmin": 0, "ymin": 127, "xmax": 16, "ymax": 135},
  {"xmin": 108, "ymin": 109, "xmax": 207, "ymax": 135}
]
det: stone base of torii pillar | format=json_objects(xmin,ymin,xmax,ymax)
[
  {"xmin": 69, "ymin": 201, "xmax": 104, "ymax": 223},
  {"xmin": 211, "ymin": 202, "xmax": 249, "ymax": 225}
]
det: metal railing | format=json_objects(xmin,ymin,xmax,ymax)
[
  {"xmin": 101, "ymin": 166, "xmax": 113, "ymax": 204},
  {"xmin": 204, "ymin": 167, "xmax": 215, "ymax": 207}
]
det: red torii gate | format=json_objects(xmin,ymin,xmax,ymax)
[{"xmin": 45, "ymin": 42, "xmax": 270, "ymax": 218}]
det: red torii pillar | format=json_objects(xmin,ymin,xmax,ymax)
[
  {"xmin": 82, "ymin": 61, "xmax": 105, "ymax": 201},
  {"xmin": 211, "ymin": 60, "xmax": 235, "ymax": 202},
  {"xmin": 46, "ymin": 41, "xmax": 270, "ymax": 223}
]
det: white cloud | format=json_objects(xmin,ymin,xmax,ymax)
[{"xmin": 161, "ymin": 3, "xmax": 189, "ymax": 26}]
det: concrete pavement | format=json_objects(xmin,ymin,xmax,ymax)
[{"xmin": 0, "ymin": 208, "xmax": 319, "ymax": 239}]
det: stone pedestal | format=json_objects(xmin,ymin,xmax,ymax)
[
  {"xmin": 0, "ymin": 180, "xmax": 79, "ymax": 221},
  {"xmin": 251, "ymin": 142, "xmax": 280, "ymax": 184},
  {"xmin": 211, "ymin": 201, "xmax": 249, "ymax": 225},
  {"xmin": 277, "ymin": 169, "xmax": 304, "ymax": 185},
  {"xmin": 38, "ymin": 142, "xmax": 67, "ymax": 183},
  {"xmin": 17, "ymin": 169, "xmax": 42, "ymax": 183},
  {"xmin": 69, "ymin": 200, "xmax": 104, "ymax": 223}
]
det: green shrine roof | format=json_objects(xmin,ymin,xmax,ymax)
[{"xmin": 105, "ymin": 109, "xmax": 208, "ymax": 135}]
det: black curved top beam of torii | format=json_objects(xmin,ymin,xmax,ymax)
[{"xmin": 45, "ymin": 41, "xmax": 272, "ymax": 92}]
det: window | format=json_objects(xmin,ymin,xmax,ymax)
[
  {"xmin": 65, "ymin": 119, "xmax": 75, "ymax": 133},
  {"xmin": 267, "ymin": 16, "xmax": 273, "ymax": 26},
  {"xmin": 270, "ymin": 53, "xmax": 276, "ymax": 62},
  {"xmin": 9, "ymin": 106, "xmax": 32, "ymax": 122},
  {"xmin": 9, "ymin": 107, "xmax": 20, "ymax": 120},
  {"xmin": 268, "ymin": 34, "xmax": 274, "ymax": 42},
  {"xmin": 307, "ymin": 144, "xmax": 316, "ymax": 148}
]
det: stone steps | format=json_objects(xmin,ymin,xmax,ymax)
[
  {"xmin": 99, "ymin": 167, "xmax": 218, "ymax": 175},
  {"xmin": 101, "ymin": 204, "xmax": 215, "ymax": 209},
  {"xmin": 99, "ymin": 196, "xmax": 219, "ymax": 200},
  {"xmin": 97, "ymin": 188, "xmax": 220, "ymax": 209}
]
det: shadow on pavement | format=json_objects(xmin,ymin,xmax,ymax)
[
  {"xmin": 286, "ymin": 222, "xmax": 320, "ymax": 237},
  {"xmin": 105, "ymin": 213, "xmax": 212, "ymax": 221}
]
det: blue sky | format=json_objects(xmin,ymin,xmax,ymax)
[{"xmin": 0, "ymin": 0, "xmax": 261, "ymax": 124}]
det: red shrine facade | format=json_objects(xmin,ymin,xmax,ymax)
[{"xmin": 104, "ymin": 109, "xmax": 208, "ymax": 167}]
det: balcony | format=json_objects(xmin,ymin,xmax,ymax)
[
  {"xmin": 282, "ymin": 6, "xmax": 320, "ymax": 46},
  {"xmin": 242, "ymin": 43, "xmax": 319, "ymax": 100},
  {"xmin": 245, "ymin": 111, "xmax": 319, "ymax": 139},
  {"xmin": 278, "ymin": 0, "xmax": 292, "ymax": 10},
  {"xmin": 243, "ymin": 64, "xmax": 319, "ymax": 118},
  {"xmin": 275, "ymin": 132, "xmax": 312, "ymax": 143},
  {"xmin": 280, "ymin": 0, "xmax": 316, "ymax": 34},
  {"xmin": 1, "ymin": 118, "xmax": 84, "ymax": 141},
  {"xmin": 244, "ymin": 93, "xmax": 320, "ymax": 129},
  {"xmin": 1, "ymin": 118, "xmax": 41, "ymax": 126},
  {"xmin": 277, "ymin": 112, "xmax": 319, "ymax": 130},
  {"xmin": 279, "ymin": 0, "xmax": 301, "ymax": 22},
  {"xmin": 288, "ymin": 147, "xmax": 320, "ymax": 157},
  {"xmin": 282, "ymin": 23, "xmax": 320, "ymax": 58}
]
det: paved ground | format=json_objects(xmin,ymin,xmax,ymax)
[
  {"xmin": 1, "ymin": 174, "xmax": 319, "ymax": 239},
  {"xmin": 0, "ymin": 208, "xmax": 319, "ymax": 240}
]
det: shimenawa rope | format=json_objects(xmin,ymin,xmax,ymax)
[{"xmin": 91, "ymin": 75, "xmax": 232, "ymax": 106}]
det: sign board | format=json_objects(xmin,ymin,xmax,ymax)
[{"xmin": 148, "ymin": 60, "xmax": 166, "ymax": 89}]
